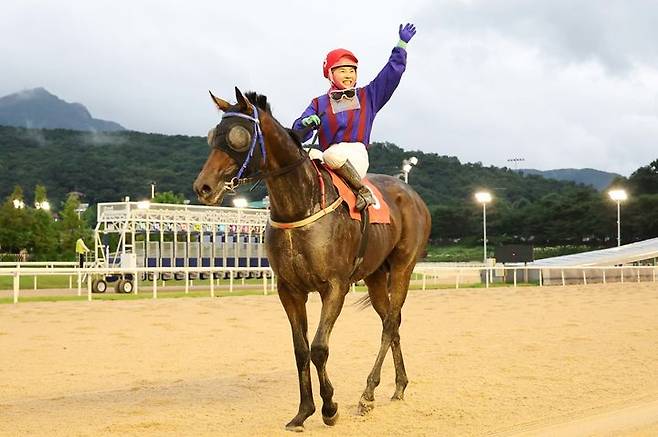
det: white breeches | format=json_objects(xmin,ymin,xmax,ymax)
[{"xmin": 307, "ymin": 142, "xmax": 369, "ymax": 179}]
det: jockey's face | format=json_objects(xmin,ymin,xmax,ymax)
[{"xmin": 331, "ymin": 66, "xmax": 357, "ymax": 89}]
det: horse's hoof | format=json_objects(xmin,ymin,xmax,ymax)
[
  {"xmin": 285, "ymin": 424, "xmax": 305, "ymax": 433},
  {"xmin": 322, "ymin": 409, "xmax": 339, "ymax": 426},
  {"xmin": 358, "ymin": 397, "xmax": 374, "ymax": 415},
  {"xmin": 391, "ymin": 392, "xmax": 404, "ymax": 401}
]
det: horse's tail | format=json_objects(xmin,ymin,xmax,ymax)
[{"xmin": 354, "ymin": 293, "xmax": 372, "ymax": 311}]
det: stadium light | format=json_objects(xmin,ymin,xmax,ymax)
[
  {"xmin": 12, "ymin": 199, "xmax": 25, "ymax": 209},
  {"xmin": 137, "ymin": 200, "xmax": 151, "ymax": 210},
  {"xmin": 401, "ymin": 156, "xmax": 418, "ymax": 183},
  {"xmin": 75, "ymin": 203, "xmax": 89, "ymax": 219},
  {"xmin": 608, "ymin": 189, "xmax": 628, "ymax": 247},
  {"xmin": 35, "ymin": 200, "xmax": 51, "ymax": 211},
  {"xmin": 233, "ymin": 197, "xmax": 248, "ymax": 208}
]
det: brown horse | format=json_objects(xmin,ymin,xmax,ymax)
[{"xmin": 193, "ymin": 88, "xmax": 431, "ymax": 431}]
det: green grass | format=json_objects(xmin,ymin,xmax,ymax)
[
  {"xmin": 424, "ymin": 245, "xmax": 483, "ymax": 262},
  {"xmin": 0, "ymin": 274, "xmax": 271, "ymax": 291},
  {"xmin": 0, "ymin": 275, "xmax": 74, "ymax": 290},
  {"xmin": 424, "ymin": 244, "xmax": 606, "ymax": 262},
  {"xmin": 2, "ymin": 279, "xmax": 544, "ymax": 304}
]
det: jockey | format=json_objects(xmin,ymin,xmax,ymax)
[{"xmin": 292, "ymin": 23, "xmax": 417, "ymax": 211}]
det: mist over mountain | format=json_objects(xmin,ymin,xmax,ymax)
[
  {"xmin": 518, "ymin": 168, "xmax": 621, "ymax": 191},
  {"xmin": 0, "ymin": 88, "xmax": 125, "ymax": 132}
]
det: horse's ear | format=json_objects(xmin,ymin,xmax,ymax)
[
  {"xmin": 209, "ymin": 91, "xmax": 230, "ymax": 112},
  {"xmin": 235, "ymin": 87, "xmax": 251, "ymax": 110}
]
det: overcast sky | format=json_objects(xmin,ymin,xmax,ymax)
[{"xmin": 2, "ymin": 0, "xmax": 657, "ymax": 176}]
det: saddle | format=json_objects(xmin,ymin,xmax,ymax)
[
  {"xmin": 326, "ymin": 168, "xmax": 391, "ymax": 224},
  {"xmin": 322, "ymin": 165, "xmax": 391, "ymax": 278}
]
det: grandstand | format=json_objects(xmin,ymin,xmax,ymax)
[
  {"xmin": 531, "ymin": 237, "xmax": 658, "ymax": 267},
  {"xmin": 529, "ymin": 237, "xmax": 658, "ymax": 285}
]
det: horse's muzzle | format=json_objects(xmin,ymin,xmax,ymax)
[{"xmin": 193, "ymin": 178, "xmax": 226, "ymax": 206}]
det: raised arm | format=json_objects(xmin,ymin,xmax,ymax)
[{"xmin": 367, "ymin": 23, "xmax": 417, "ymax": 112}]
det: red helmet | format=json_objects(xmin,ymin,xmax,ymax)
[{"xmin": 323, "ymin": 48, "xmax": 358, "ymax": 78}]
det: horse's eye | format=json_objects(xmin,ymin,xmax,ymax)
[{"xmin": 228, "ymin": 125, "xmax": 251, "ymax": 152}]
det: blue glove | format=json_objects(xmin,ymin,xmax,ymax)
[
  {"xmin": 301, "ymin": 114, "xmax": 321, "ymax": 127},
  {"xmin": 399, "ymin": 23, "xmax": 416, "ymax": 43}
]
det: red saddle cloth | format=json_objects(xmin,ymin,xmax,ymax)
[{"xmin": 327, "ymin": 169, "xmax": 391, "ymax": 224}]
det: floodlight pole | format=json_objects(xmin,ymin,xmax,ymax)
[
  {"xmin": 616, "ymin": 200, "xmax": 621, "ymax": 247},
  {"xmin": 482, "ymin": 202, "xmax": 488, "ymax": 264}
]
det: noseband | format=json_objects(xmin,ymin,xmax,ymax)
[{"xmin": 220, "ymin": 104, "xmax": 308, "ymax": 191}]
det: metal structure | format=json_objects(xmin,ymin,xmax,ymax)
[{"xmin": 93, "ymin": 201, "xmax": 270, "ymax": 291}]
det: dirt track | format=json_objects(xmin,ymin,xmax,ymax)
[{"xmin": 2, "ymin": 283, "xmax": 658, "ymax": 436}]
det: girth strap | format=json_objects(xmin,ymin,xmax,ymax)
[{"xmin": 350, "ymin": 208, "xmax": 369, "ymax": 279}]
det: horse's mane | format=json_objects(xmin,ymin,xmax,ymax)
[
  {"xmin": 245, "ymin": 91, "xmax": 304, "ymax": 148},
  {"xmin": 245, "ymin": 91, "xmax": 271, "ymax": 114}
]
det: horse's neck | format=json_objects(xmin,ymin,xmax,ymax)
[{"xmin": 261, "ymin": 116, "xmax": 330, "ymax": 222}]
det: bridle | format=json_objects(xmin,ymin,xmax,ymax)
[
  {"xmin": 217, "ymin": 104, "xmax": 308, "ymax": 191},
  {"xmin": 216, "ymin": 102, "xmax": 343, "ymax": 231}
]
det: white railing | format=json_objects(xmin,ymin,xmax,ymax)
[
  {"xmin": 0, "ymin": 261, "xmax": 78, "ymax": 267},
  {"xmin": 414, "ymin": 264, "xmax": 658, "ymax": 289},
  {"xmin": 2, "ymin": 264, "xmax": 657, "ymax": 304},
  {"xmin": 0, "ymin": 266, "xmax": 275, "ymax": 304}
]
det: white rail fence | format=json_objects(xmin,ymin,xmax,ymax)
[
  {"xmin": 1, "ymin": 263, "xmax": 657, "ymax": 304},
  {"xmin": 0, "ymin": 266, "xmax": 275, "ymax": 304}
]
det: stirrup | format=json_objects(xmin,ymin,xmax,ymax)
[{"xmin": 355, "ymin": 187, "xmax": 375, "ymax": 211}]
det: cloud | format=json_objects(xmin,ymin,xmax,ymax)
[
  {"xmin": 19, "ymin": 127, "xmax": 47, "ymax": 147},
  {"xmin": 1, "ymin": 0, "xmax": 657, "ymax": 176},
  {"xmin": 82, "ymin": 132, "xmax": 127, "ymax": 146},
  {"xmin": 416, "ymin": 0, "xmax": 658, "ymax": 74}
]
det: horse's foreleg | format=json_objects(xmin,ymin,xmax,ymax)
[
  {"xmin": 278, "ymin": 287, "xmax": 315, "ymax": 431},
  {"xmin": 358, "ymin": 269, "xmax": 391, "ymax": 414},
  {"xmin": 310, "ymin": 285, "xmax": 347, "ymax": 426}
]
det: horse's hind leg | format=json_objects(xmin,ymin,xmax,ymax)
[
  {"xmin": 358, "ymin": 263, "xmax": 413, "ymax": 414},
  {"xmin": 388, "ymin": 264, "xmax": 413, "ymax": 401},
  {"xmin": 358, "ymin": 268, "xmax": 392, "ymax": 414},
  {"xmin": 310, "ymin": 282, "xmax": 348, "ymax": 426}
]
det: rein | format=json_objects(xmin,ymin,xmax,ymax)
[{"xmin": 222, "ymin": 104, "xmax": 342, "ymax": 229}]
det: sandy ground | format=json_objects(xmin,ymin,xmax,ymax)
[{"xmin": 1, "ymin": 283, "xmax": 658, "ymax": 436}]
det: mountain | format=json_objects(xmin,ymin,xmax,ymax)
[
  {"xmin": 0, "ymin": 126, "xmax": 587, "ymax": 208},
  {"xmin": 0, "ymin": 88, "xmax": 125, "ymax": 132},
  {"xmin": 2, "ymin": 126, "xmax": 656, "ymax": 245},
  {"xmin": 518, "ymin": 168, "xmax": 621, "ymax": 191}
]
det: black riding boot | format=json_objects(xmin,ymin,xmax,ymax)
[{"xmin": 334, "ymin": 160, "xmax": 375, "ymax": 211}]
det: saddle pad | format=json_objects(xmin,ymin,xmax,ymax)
[{"xmin": 328, "ymin": 170, "xmax": 391, "ymax": 224}]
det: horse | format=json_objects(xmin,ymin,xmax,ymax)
[{"xmin": 193, "ymin": 88, "xmax": 431, "ymax": 431}]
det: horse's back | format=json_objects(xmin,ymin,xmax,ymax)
[
  {"xmin": 366, "ymin": 173, "xmax": 431, "ymax": 266},
  {"xmin": 368, "ymin": 173, "xmax": 431, "ymax": 230}
]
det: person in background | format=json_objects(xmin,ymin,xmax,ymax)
[
  {"xmin": 292, "ymin": 23, "xmax": 417, "ymax": 210},
  {"xmin": 75, "ymin": 237, "xmax": 89, "ymax": 268}
]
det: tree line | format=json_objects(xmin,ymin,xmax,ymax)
[
  {"xmin": 0, "ymin": 125, "xmax": 656, "ymax": 260},
  {"xmin": 0, "ymin": 186, "xmax": 90, "ymax": 261}
]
